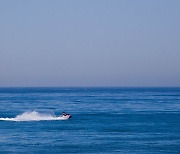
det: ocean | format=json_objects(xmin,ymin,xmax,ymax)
[{"xmin": 0, "ymin": 87, "xmax": 180, "ymax": 153}]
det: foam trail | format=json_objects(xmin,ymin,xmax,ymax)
[{"xmin": 0, "ymin": 111, "xmax": 67, "ymax": 121}]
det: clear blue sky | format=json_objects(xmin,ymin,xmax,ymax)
[{"xmin": 0, "ymin": 0, "xmax": 180, "ymax": 87}]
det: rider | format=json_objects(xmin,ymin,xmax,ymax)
[{"xmin": 62, "ymin": 112, "xmax": 67, "ymax": 116}]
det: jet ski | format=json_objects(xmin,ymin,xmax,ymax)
[{"xmin": 60, "ymin": 112, "xmax": 72, "ymax": 120}]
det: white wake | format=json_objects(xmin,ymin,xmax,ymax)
[{"xmin": 0, "ymin": 111, "xmax": 68, "ymax": 121}]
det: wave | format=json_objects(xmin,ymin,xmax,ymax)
[{"xmin": 0, "ymin": 111, "xmax": 68, "ymax": 121}]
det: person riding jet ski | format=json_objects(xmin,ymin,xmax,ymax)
[{"xmin": 60, "ymin": 112, "xmax": 72, "ymax": 119}]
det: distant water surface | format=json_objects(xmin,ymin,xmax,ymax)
[{"xmin": 0, "ymin": 87, "xmax": 180, "ymax": 153}]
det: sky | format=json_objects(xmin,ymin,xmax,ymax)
[{"xmin": 0, "ymin": 0, "xmax": 180, "ymax": 87}]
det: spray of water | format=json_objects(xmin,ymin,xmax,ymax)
[{"xmin": 0, "ymin": 111, "xmax": 68, "ymax": 121}]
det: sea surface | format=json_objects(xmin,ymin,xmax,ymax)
[{"xmin": 0, "ymin": 87, "xmax": 180, "ymax": 153}]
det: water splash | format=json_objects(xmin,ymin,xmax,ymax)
[{"xmin": 0, "ymin": 111, "xmax": 68, "ymax": 121}]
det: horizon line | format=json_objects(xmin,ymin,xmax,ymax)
[{"xmin": 0, "ymin": 86, "xmax": 180, "ymax": 88}]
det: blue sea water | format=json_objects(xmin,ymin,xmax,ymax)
[{"xmin": 0, "ymin": 87, "xmax": 180, "ymax": 153}]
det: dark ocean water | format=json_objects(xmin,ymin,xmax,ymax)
[{"xmin": 0, "ymin": 87, "xmax": 180, "ymax": 153}]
